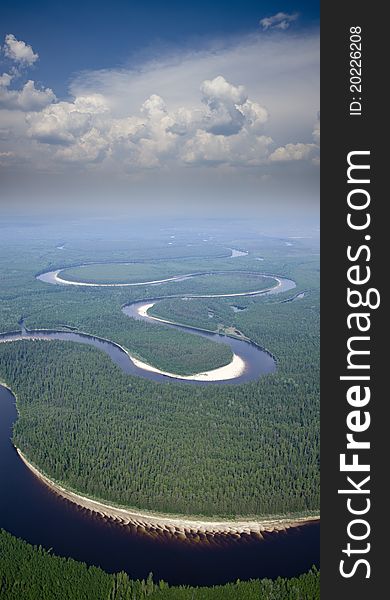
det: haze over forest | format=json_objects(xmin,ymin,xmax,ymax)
[{"xmin": 0, "ymin": 1, "xmax": 320, "ymax": 594}]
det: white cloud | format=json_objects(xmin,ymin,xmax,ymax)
[
  {"xmin": 69, "ymin": 31, "xmax": 319, "ymax": 146},
  {"xmin": 178, "ymin": 76, "xmax": 271, "ymax": 165},
  {"xmin": 200, "ymin": 75, "xmax": 247, "ymax": 135},
  {"xmin": 0, "ymin": 30, "xmax": 319, "ymax": 180},
  {"xmin": 269, "ymin": 112, "xmax": 320, "ymax": 164},
  {"xmin": 0, "ymin": 35, "xmax": 53, "ymax": 112},
  {"xmin": 24, "ymin": 75, "xmax": 273, "ymax": 168},
  {"xmin": 260, "ymin": 12, "xmax": 299, "ymax": 31},
  {"xmin": 3, "ymin": 34, "xmax": 39, "ymax": 66},
  {"xmin": 269, "ymin": 142, "xmax": 317, "ymax": 162},
  {"xmin": 312, "ymin": 112, "xmax": 320, "ymax": 144},
  {"xmin": 141, "ymin": 94, "xmax": 167, "ymax": 119},
  {"xmin": 0, "ymin": 73, "xmax": 13, "ymax": 87},
  {"xmin": 26, "ymin": 94, "xmax": 108, "ymax": 144},
  {"xmin": 201, "ymin": 75, "xmax": 246, "ymax": 105},
  {"xmin": 238, "ymin": 99, "xmax": 268, "ymax": 132},
  {"xmin": 0, "ymin": 79, "xmax": 56, "ymax": 111},
  {"xmin": 183, "ymin": 129, "xmax": 273, "ymax": 166},
  {"xmin": 55, "ymin": 128, "xmax": 109, "ymax": 163}
]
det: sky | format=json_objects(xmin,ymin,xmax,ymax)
[{"xmin": 0, "ymin": 1, "xmax": 319, "ymax": 219}]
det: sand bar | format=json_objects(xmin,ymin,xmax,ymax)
[
  {"xmin": 17, "ymin": 449, "xmax": 318, "ymax": 541},
  {"xmin": 134, "ymin": 302, "xmax": 246, "ymax": 381}
]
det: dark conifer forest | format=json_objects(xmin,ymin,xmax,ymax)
[
  {"xmin": 0, "ymin": 222, "xmax": 320, "ymax": 593},
  {"xmin": 0, "ymin": 530, "xmax": 320, "ymax": 600}
]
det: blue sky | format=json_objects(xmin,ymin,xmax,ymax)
[
  {"xmin": 0, "ymin": 1, "xmax": 319, "ymax": 217},
  {"xmin": 2, "ymin": 1, "xmax": 319, "ymax": 93}
]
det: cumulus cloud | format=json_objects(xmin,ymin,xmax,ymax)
[
  {"xmin": 178, "ymin": 77, "xmax": 271, "ymax": 165},
  {"xmin": 3, "ymin": 71, "xmax": 319, "ymax": 170},
  {"xmin": 269, "ymin": 142, "xmax": 317, "ymax": 162},
  {"xmin": 0, "ymin": 34, "xmax": 54, "ymax": 111},
  {"xmin": 26, "ymin": 94, "xmax": 108, "ymax": 145},
  {"xmin": 3, "ymin": 34, "xmax": 39, "ymax": 66},
  {"xmin": 260, "ymin": 12, "xmax": 298, "ymax": 31},
  {"xmin": 0, "ymin": 79, "xmax": 56, "ymax": 111},
  {"xmin": 269, "ymin": 113, "xmax": 320, "ymax": 164},
  {"xmin": 0, "ymin": 29, "xmax": 319, "ymax": 186},
  {"xmin": 0, "ymin": 73, "xmax": 13, "ymax": 87},
  {"xmin": 201, "ymin": 76, "xmax": 246, "ymax": 105},
  {"xmin": 23, "ymin": 75, "xmax": 274, "ymax": 168},
  {"xmin": 183, "ymin": 129, "xmax": 273, "ymax": 166},
  {"xmin": 200, "ymin": 75, "xmax": 247, "ymax": 135},
  {"xmin": 55, "ymin": 128, "xmax": 109, "ymax": 163}
]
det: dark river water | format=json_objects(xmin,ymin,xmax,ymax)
[
  {"xmin": 0, "ymin": 271, "xmax": 319, "ymax": 585},
  {"xmin": 1, "ymin": 274, "xmax": 296, "ymax": 386},
  {"xmin": 0, "ymin": 386, "xmax": 319, "ymax": 586},
  {"xmin": 0, "ymin": 323, "xmax": 275, "ymax": 386}
]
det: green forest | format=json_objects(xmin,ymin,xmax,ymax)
[
  {"xmin": 0, "ymin": 228, "xmax": 320, "ymax": 517},
  {"xmin": 0, "ymin": 530, "xmax": 320, "ymax": 600},
  {"xmin": 0, "ymin": 223, "xmax": 320, "ymax": 596},
  {"xmin": 60, "ymin": 264, "xmax": 274, "ymax": 295},
  {"xmin": 0, "ymin": 339, "xmax": 319, "ymax": 516}
]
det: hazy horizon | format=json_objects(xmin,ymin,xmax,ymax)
[{"xmin": 1, "ymin": 1, "xmax": 319, "ymax": 221}]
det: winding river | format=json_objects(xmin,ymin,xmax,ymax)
[
  {"xmin": 29, "ymin": 269, "xmax": 296, "ymax": 384},
  {"xmin": 0, "ymin": 264, "xmax": 320, "ymax": 585}
]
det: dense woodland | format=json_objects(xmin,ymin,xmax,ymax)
[
  {"xmin": 0, "ymin": 224, "xmax": 320, "ymax": 596},
  {"xmin": 0, "ymin": 338, "xmax": 318, "ymax": 516},
  {"xmin": 61, "ymin": 264, "xmax": 274, "ymax": 295},
  {"xmin": 0, "ymin": 530, "xmax": 320, "ymax": 600},
  {"xmin": 0, "ymin": 232, "xmax": 318, "ymax": 377},
  {"xmin": 0, "ymin": 229, "xmax": 319, "ymax": 517}
]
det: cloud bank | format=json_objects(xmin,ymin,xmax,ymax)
[{"xmin": 0, "ymin": 28, "xmax": 319, "ymax": 215}]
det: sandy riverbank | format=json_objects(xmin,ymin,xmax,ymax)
[
  {"xmin": 0, "ymin": 324, "xmax": 247, "ymax": 383},
  {"xmin": 53, "ymin": 270, "xmax": 191, "ymax": 288},
  {"xmin": 131, "ymin": 352, "xmax": 245, "ymax": 382},
  {"xmin": 134, "ymin": 302, "xmax": 246, "ymax": 381},
  {"xmin": 38, "ymin": 268, "xmax": 282, "ymax": 297},
  {"xmin": 17, "ymin": 449, "xmax": 319, "ymax": 543}
]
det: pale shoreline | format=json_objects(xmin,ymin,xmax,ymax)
[
  {"xmin": 134, "ymin": 302, "xmax": 246, "ymax": 381},
  {"xmin": 0, "ymin": 321, "xmax": 246, "ymax": 383},
  {"xmin": 53, "ymin": 270, "xmax": 192, "ymax": 287},
  {"xmin": 17, "ymin": 448, "xmax": 319, "ymax": 541},
  {"xmin": 32, "ymin": 270, "xmax": 285, "ymax": 382},
  {"xmin": 3, "ymin": 269, "xmax": 308, "ymax": 540},
  {"xmin": 38, "ymin": 268, "xmax": 283, "ymax": 298}
]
